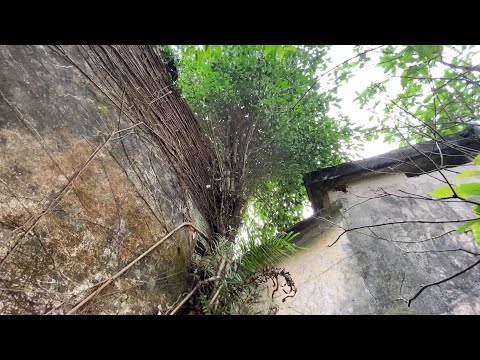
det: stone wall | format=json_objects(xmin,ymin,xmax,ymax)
[
  {"xmin": 275, "ymin": 164, "xmax": 480, "ymax": 314},
  {"xmin": 0, "ymin": 45, "xmax": 209, "ymax": 314}
]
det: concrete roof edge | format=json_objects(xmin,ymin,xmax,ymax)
[{"xmin": 304, "ymin": 127, "xmax": 480, "ymax": 188}]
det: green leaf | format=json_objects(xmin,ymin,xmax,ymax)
[
  {"xmin": 457, "ymin": 183, "xmax": 480, "ymax": 196},
  {"xmin": 456, "ymin": 219, "xmax": 480, "ymax": 234},
  {"xmin": 474, "ymin": 154, "xmax": 480, "ymax": 165},
  {"xmin": 431, "ymin": 183, "xmax": 480, "ymax": 198},
  {"xmin": 196, "ymin": 50, "xmax": 204, "ymax": 65},
  {"xmin": 401, "ymin": 75, "xmax": 409, "ymax": 88},
  {"xmin": 473, "ymin": 205, "xmax": 480, "ymax": 217},
  {"xmin": 423, "ymin": 94, "xmax": 433, "ymax": 104},
  {"xmin": 430, "ymin": 185, "xmax": 455, "ymax": 198},
  {"xmin": 264, "ymin": 45, "xmax": 274, "ymax": 57},
  {"xmin": 412, "ymin": 45, "xmax": 443, "ymax": 59},
  {"xmin": 472, "ymin": 222, "xmax": 480, "ymax": 245},
  {"xmin": 277, "ymin": 46, "xmax": 285, "ymax": 61},
  {"xmin": 456, "ymin": 170, "xmax": 480, "ymax": 179},
  {"xmin": 402, "ymin": 48, "xmax": 414, "ymax": 63}
]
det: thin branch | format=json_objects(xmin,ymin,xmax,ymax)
[
  {"xmin": 328, "ymin": 218, "xmax": 479, "ymax": 247},
  {"xmin": 66, "ymin": 222, "xmax": 208, "ymax": 315},
  {"xmin": 291, "ymin": 46, "xmax": 384, "ymax": 111},
  {"xmin": 439, "ymin": 59, "xmax": 480, "ymax": 73},
  {"xmin": 407, "ymin": 257, "xmax": 480, "ymax": 307},
  {"xmin": 404, "ymin": 248, "xmax": 480, "ymax": 256},
  {"xmin": 168, "ymin": 276, "xmax": 220, "ymax": 315}
]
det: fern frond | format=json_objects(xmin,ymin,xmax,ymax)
[{"xmin": 239, "ymin": 231, "xmax": 300, "ymax": 273}]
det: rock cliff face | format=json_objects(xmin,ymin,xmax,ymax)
[{"xmin": 0, "ymin": 45, "xmax": 209, "ymax": 314}]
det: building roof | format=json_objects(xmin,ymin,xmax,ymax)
[{"xmin": 303, "ymin": 127, "xmax": 480, "ymax": 212}]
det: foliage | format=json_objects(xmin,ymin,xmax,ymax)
[
  {"xmin": 238, "ymin": 231, "xmax": 300, "ymax": 273},
  {"xmin": 176, "ymin": 45, "xmax": 352, "ymax": 236},
  {"xmin": 190, "ymin": 231, "xmax": 300, "ymax": 315},
  {"xmin": 430, "ymin": 154, "xmax": 480, "ymax": 246},
  {"xmin": 151, "ymin": 45, "xmax": 177, "ymax": 61},
  {"xmin": 353, "ymin": 45, "xmax": 480, "ymax": 146},
  {"xmin": 350, "ymin": 44, "xmax": 480, "ymax": 247}
]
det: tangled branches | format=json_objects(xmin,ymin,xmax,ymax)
[
  {"xmin": 50, "ymin": 45, "xmax": 239, "ymax": 244},
  {"xmin": 245, "ymin": 267, "xmax": 297, "ymax": 303}
]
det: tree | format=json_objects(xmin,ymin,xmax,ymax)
[
  {"xmin": 175, "ymin": 45, "xmax": 353, "ymax": 239},
  {"xmin": 354, "ymin": 45, "xmax": 480, "ymax": 145}
]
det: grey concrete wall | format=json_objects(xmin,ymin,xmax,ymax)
[
  {"xmin": 276, "ymin": 164, "xmax": 480, "ymax": 314},
  {"xmin": 0, "ymin": 45, "xmax": 208, "ymax": 314}
]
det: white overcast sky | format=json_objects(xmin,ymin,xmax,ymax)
[
  {"xmin": 325, "ymin": 45, "xmax": 480, "ymax": 160},
  {"xmin": 302, "ymin": 45, "xmax": 480, "ymax": 218},
  {"xmin": 325, "ymin": 45, "xmax": 400, "ymax": 159}
]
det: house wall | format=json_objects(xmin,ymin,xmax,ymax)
[{"xmin": 275, "ymin": 164, "xmax": 480, "ymax": 314}]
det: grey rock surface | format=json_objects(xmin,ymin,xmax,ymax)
[
  {"xmin": 0, "ymin": 45, "xmax": 207, "ymax": 314},
  {"xmin": 276, "ymin": 168, "xmax": 480, "ymax": 314}
]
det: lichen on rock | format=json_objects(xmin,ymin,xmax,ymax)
[{"xmin": 0, "ymin": 45, "xmax": 209, "ymax": 314}]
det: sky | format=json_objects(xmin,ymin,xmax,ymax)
[
  {"xmin": 325, "ymin": 45, "xmax": 401, "ymax": 159},
  {"xmin": 325, "ymin": 45, "xmax": 480, "ymax": 159},
  {"xmin": 302, "ymin": 45, "xmax": 400, "ymax": 218},
  {"xmin": 302, "ymin": 45, "xmax": 480, "ymax": 218}
]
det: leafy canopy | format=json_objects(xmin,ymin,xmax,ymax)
[
  {"xmin": 353, "ymin": 45, "xmax": 480, "ymax": 145},
  {"xmin": 175, "ymin": 45, "xmax": 352, "ymax": 237}
]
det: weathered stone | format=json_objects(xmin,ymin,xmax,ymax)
[
  {"xmin": 0, "ymin": 45, "xmax": 208, "ymax": 314},
  {"xmin": 276, "ymin": 164, "xmax": 480, "ymax": 314},
  {"xmin": 304, "ymin": 129, "xmax": 480, "ymax": 212}
]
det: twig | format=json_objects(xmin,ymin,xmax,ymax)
[
  {"xmin": 207, "ymin": 257, "xmax": 227, "ymax": 307},
  {"xmin": 439, "ymin": 59, "xmax": 480, "ymax": 73},
  {"xmin": 169, "ymin": 276, "xmax": 220, "ymax": 315},
  {"xmin": 407, "ymin": 257, "xmax": 480, "ymax": 307},
  {"xmin": 208, "ymin": 285, "xmax": 224, "ymax": 308},
  {"xmin": 328, "ymin": 218, "xmax": 480, "ymax": 247},
  {"xmin": 66, "ymin": 221, "xmax": 208, "ymax": 315},
  {"xmin": 291, "ymin": 46, "xmax": 383, "ymax": 111},
  {"xmin": 404, "ymin": 248, "xmax": 480, "ymax": 256}
]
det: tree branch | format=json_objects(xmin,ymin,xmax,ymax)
[
  {"xmin": 407, "ymin": 257, "xmax": 480, "ymax": 307},
  {"xmin": 328, "ymin": 218, "xmax": 479, "ymax": 247},
  {"xmin": 439, "ymin": 59, "xmax": 480, "ymax": 73}
]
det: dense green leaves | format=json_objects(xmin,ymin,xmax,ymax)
[
  {"xmin": 353, "ymin": 45, "xmax": 480, "ymax": 146},
  {"xmin": 239, "ymin": 231, "xmax": 299, "ymax": 273},
  {"xmin": 411, "ymin": 45, "xmax": 443, "ymax": 59},
  {"xmin": 176, "ymin": 45, "xmax": 351, "ymax": 238}
]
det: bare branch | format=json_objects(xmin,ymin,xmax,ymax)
[
  {"xmin": 407, "ymin": 258, "xmax": 480, "ymax": 307},
  {"xmin": 439, "ymin": 59, "xmax": 480, "ymax": 73},
  {"xmin": 328, "ymin": 218, "xmax": 479, "ymax": 247}
]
